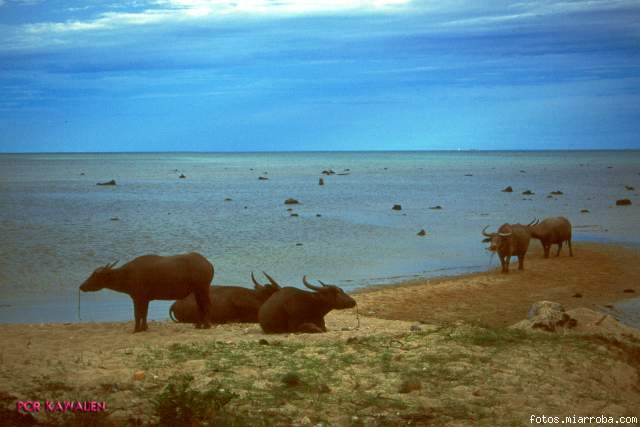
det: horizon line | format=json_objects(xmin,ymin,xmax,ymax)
[{"xmin": 1, "ymin": 148, "xmax": 640, "ymax": 155}]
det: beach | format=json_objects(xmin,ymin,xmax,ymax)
[{"xmin": 2, "ymin": 242, "xmax": 639, "ymax": 426}]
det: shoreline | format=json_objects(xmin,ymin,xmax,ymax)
[
  {"xmin": 1, "ymin": 242, "xmax": 638, "ymax": 328},
  {"xmin": 355, "ymin": 242, "xmax": 640, "ymax": 328}
]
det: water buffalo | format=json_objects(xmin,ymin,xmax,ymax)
[
  {"xmin": 529, "ymin": 216, "xmax": 573, "ymax": 258},
  {"xmin": 169, "ymin": 272, "xmax": 281, "ymax": 324},
  {"xmin": 258, "ymin": 276, "xmax": 356, "ymax": 334},
  {"xmin": 482, "ymin": 220, "xmax": 535, "ymax": 273},
  {"xmin": 79, "ymin": 252, "xmax": 213, "ymax": 332}
]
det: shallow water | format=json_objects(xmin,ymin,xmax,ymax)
[{"xmin": 1, "ymin": 151, "xmax": 639, "ymax": 323}]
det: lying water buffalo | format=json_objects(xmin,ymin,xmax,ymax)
[
  {"xmin": 169, "ymin": 272, "xmax": 281, "ymax": 324},
  {"xmin": 79, "ymin": 252, "xmax": 213, "ymax": 332},
  {"xmin": 529, "ymin": 216, "xmax": 573, "ymax": 258},
  {"xmin": 482, "ymin": 220, "xmax": 535, "ymax": 273},
  {"xmin": 258, "ymin": 276, "xmax": 356, "ymax": 334}
]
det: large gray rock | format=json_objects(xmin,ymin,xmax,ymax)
[{"xmin": 513, "ymin": 301, "xmax": 577, "ymax": 332}]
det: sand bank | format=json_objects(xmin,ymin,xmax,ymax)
[{"xmin": 356, "ymin": 242, "xmax": 640, "ymax": 327}]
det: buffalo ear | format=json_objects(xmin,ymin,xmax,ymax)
[{"xmin": 482, "ymin": 238, "xmax": 491, "ymax": 243}]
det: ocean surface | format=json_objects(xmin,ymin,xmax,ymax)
[{"xmin": 1, "ymin": 151, "xmax": 639, "ymax": 325}]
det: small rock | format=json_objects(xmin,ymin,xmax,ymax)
[
  {"xmin": 132, "ymin": 371, "xmax": 145, "ymax": 381},
  {"xmin": 258, "ymin": 339, "xmax": 269, "ymax": 345},
  {"xmin": 224, "ymin": 198, "xmax": 232, "ymax": 201},
  {"xmin": 625, "ymin": 185, "xmax": 635, "ymax": 191},
  {"xmin": 110, "ymin": 217, "xmax": 119, "ymax": 221},
  {"xmin": 522, "ymin": 190, "xmax": 534, "ymax": 195},
  {"xmin": 520, "ymin": 170, "xmax": 526, "ymax": 173},
  {"xmin": 581, "ymin": 209, "xmax": 589, "ymax": 213},
  {"xmin": 96, "ymin": 179, "xmax": 116, "ymax": 186},
  {"xmin": 616, "ymin": 199, "xmax": 632, "ymax": 206},
  {"xmin": 316, "ymin": 214, "xmax": 322, "ymax": 217},
  {"xmin": 286, "ymin": 208, "xmax": 293, "ymax": 212},
  {"xmin": 501, "ymin": 186, "xmax": 513, "ymax": 192},
  {"xmin": 258, "ymin": 176, "xmax": 269, "ymax": 180},
  {"xmin": 547, "ymin": 195, "xmax": 554, "ymax": 199},
  {"xmin": 429, "ymin": 205, "xmax": 442, "ymax": 210},
  {"xmin": 284, "ymin": 198, "xmax": 299, "ymax": 205},
  {"xmin": 550, "ymin": 190, "xmax": 563, "ymax": 195},
  {"xmin": 392, "ymin": 204, "xmax": 402, "ymax": 211},
  {"xmin": 319, "ymin": 177, "xmax": 324, "ymax": 186},
  {"xmin": 623, "ymin": 289, "xmax": 635, "ymax": 293},
  {"xmin": 290, "ymin": 213, "xmax": 299, "ymax": 217},
  {"xmin": 295, "ymin": 243, "xmax": 303, "ymax": 246},
  {"xmin": 464, "ymin": 174, "xmax": 473, "ymax": 176},
  {"xmin": 318, "ymin": 383, "xmax": 331, "ymax": 394},
  {"xmin": 80, "ymin": 172, "xmax": 85, "ymax": 175},
  {"xmin": 179, "ymin": 174, "xmax": 186, "ymax": 179},
  {"xmin": 410, "ymin": 323, "xmax": 422, "ymax": 331},
  {"xmin": 398, "ymin": 379, "xmax": 422, "ymax": 393},
  {"xmin": 417, "ymin": 229, "xmax": 427, "ymax": 236},
  {"xmin": 282, "ymin": 372, "xmax": 302, "ymax": 387}
]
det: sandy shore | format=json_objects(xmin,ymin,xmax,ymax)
[
  {"xmin": 1, "ymin": 242, "xmax": 639, "ymax": 426},
  {"xmin": 357, "ymin": 242, "xmax": 640, "ymax": 327}
]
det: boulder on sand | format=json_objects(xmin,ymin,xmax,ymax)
[
  {"xmin": 501, "ymin": 186, "xmax": 513, "ymax": 193},
  {"xmin": 97, "ymin": 179, "xmax": 116, "ymax": 186},
  {"xmin": 511, "ymin": 301, "xmax": 576, "ymax": 332}
]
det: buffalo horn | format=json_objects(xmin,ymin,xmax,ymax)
[
  {"xmin": 106, "ymin": 260, "xmax": 119, "ymax": 269},
  {"xmin": 251, "ymin": 272, "xmax": 263, "ymax": 288},
  {"xmin": 262, "ymin": 271, "xmax": 281, "ymax": 289},
  {"xmin": 302, "ymin": 275, "xmax": 322, "ymax": 291},
  {"xmin": 318, "ymin": 280, "xmax": 329, "ymax": 287},
  {"xmin": 527, "ymin": 218, "xmax": 539, "ymax": 227},
  {"xmin": 482, "ymin": 226, "xmax": 493, "ymax": 237}
]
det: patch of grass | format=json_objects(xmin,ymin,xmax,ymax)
[{"xmin": 152, "ymin": 373, "xmax": 237, "ymax": 427}]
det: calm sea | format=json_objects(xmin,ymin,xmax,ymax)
[{"xmin": 1, "ymin": 151, "xmax": 639, "ymax": 324}]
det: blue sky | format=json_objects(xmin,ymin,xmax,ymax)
[{"xmin": 0, "ymin": 0, "xmax": 639, "ymax": 152}]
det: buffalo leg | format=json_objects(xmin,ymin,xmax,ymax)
[
  {"xmin": 193, "ymin": 289, "xmax": 212, "ymax": 329},
  {"xmin": 132, "ymin": 299, "xmax": 142, "ymax": 333},
  {"xmin": 518, "ymin": 254, "xmax": 525, "ymax": 270},
  {"xmin": 499, "ymin": 256, "xmax": 507, "ymax": 274},
  {"xmin": 503, "ymin": 256, "xmax": 511, "ymax": 274},
  {"xmin": 139, "ymin": 300, "xmax": 149, "ymax": 331},
  {"xmin": 556, "ymin": 242, "xmax": 563, "ymax": 257},
  {"xmin": 544, "ymin": 244, "xmax": 550, "ymax": 258},
  {"xmin": 568, "ymin": 239, "xmax": 573, "ymax": 256}
]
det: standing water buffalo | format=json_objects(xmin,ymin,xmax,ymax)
[
  {"xmin": 482, "ymin": 220, "xmax": 536, "ymax": 274},
  {"xmin": 258, "ymin": 276, "xmax": 356, "ymax": 334},
  {"xmin": 529, "ymin": 216, "xmax": 573, "ymax": 258},
  {"xmin": 169, "ymin": 272, "xmax": 281, "ymax": 324},
  {"xmin": 79, "ymin": 252, "xmax": 213, "ymax": 332}
]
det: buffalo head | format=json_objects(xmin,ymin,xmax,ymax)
[
  {"xmin": 251, "ymin": 271, "xmax": 281, "ymax": 300},
  {"xmin": 482, "ymin": 225, "xmax": 512, "ymax": 252},
  {"xmin": 302, "ymin": 276, "xmax": 356, "ymax": 309},
  {"xmin": 79, "ymin": 261, "xmax": 118, "ymax": 292}
]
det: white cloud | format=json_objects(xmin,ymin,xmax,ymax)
[{"xmin": 22, "ymin": 0, "xmax": 412, "ymax": 35}]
